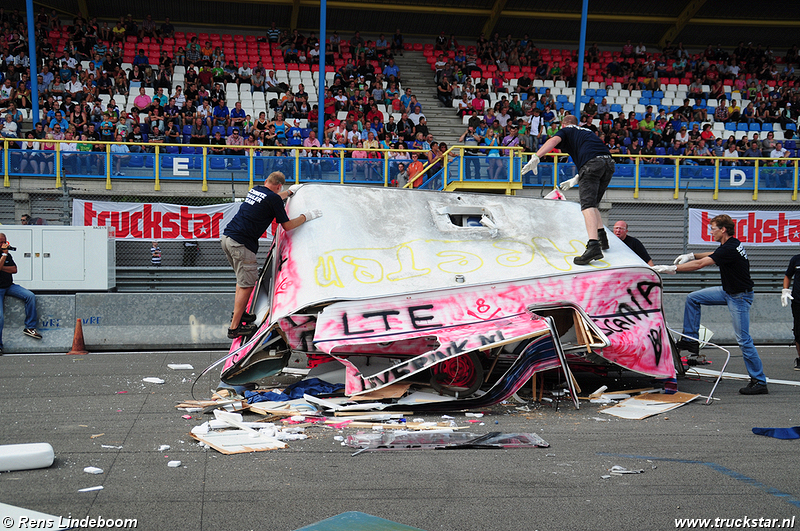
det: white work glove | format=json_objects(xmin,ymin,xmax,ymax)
[
  {"xmin": 302, "ymin": 209, "xmax": 322, "ymax": 221},
  {"xmin": 522, "ymin": 154, "xmax": 540, "ymax": 175},
  {"xmin": 652, "ymin": 265, "xmax": 677, "ymax": 275},
  {"xmin": 288, "ymin": 184, "xmax": 302, "ymax": 195},
  {"xmin": 782, "ymin": 288, "xmax": 794, "ymax": 307},
  {"xmin": 673, "ymin": 253, "xmax": 695, "ymax": 265},
  {"xmin": 560, "ymin": 176, "xmax": 579, "ymax": 191}
]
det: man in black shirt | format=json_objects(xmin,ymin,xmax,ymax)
[
  {"xmin": 0, "ymin": 233, "xmax": 42, "ymax": 353},
  {"xmin": 612, "ymin": 221, "xmax": 653, "ymax": 265},
  {"xmin": 221, "ymin": 174, "xmax": 320, "ymax": 338},
  {"xmin": 522, "ymin": 114, "xmax": 615, "ymax": 265},
  {"xmin": 782, "ymin": 253, "xmax": 800, "ymax": 370},
  {"xmin": 653, "ymin": 214, "xmax": 768, "ymax": 395}
]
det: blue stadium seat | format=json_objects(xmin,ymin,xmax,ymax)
[
  {"xmin": 596, "ymin": 89, "xmax": 607, "ymax": 97},
  {"xmin": 161, "ymin": 155, "xmax": 174, "ymax": 168},
  {"xmin": 128, "ymin": 155, "xmax": 144, "ymax": 168},
  {"xmin": 209, "ymin": 156, "xmax": 226, "ymax": 170},
  {"xmin": 611, "ymin": 104, "xmax": 622, "ymax": 113},
  {"xmin": 616, "ymin": 165, "xmax": 634, "ymax": 177},
  {"xmin": 761, "ymin": 123, "xmax": 773, "ymax": 132},
  {"xmin": 737, "ymin": 123, "xmax": 748, "ymax": 131},
  {"xmin": 787, "ymin": 124, "xmax": 797, "ymax": 131},
  {"xmin": 165, "ymin": 145, "xmax": 180, "ymax": 154},
  {"xmin": 653, "ymin": 91, "xmax": 664, "ymax": 99},
  {"xmin": 182, "ymin": 125, "xmax": 192, "ymax": 135},
  {"xmin": 585, "ymin": 89, "xmax": 596, "ymax": 97},
  {"xmin": 749, "ymin": 123, "xmax": 761, "ymax": 132},
  {"xmin": 563, "ymin": 102, "xmax": 575, "ymax": 111},
  {"xmin": 211, "ymin": 126, "xmax": 226, "ymax": 136},
  {"xmin": 642, "ymin": 91, "xmax": 653, "ymax": 98},
  {"xmin": 786, "ymin": 141, "xmax": 797, "ymax": 150},
  {"xmin": 556, "ymin": 95, "xmax": 569, "ymax": 103},
  {"xmin": 725, "ymin": 123, "xmax": 737, "ymax": 131}
]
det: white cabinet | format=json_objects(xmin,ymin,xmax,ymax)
[{"xmin": 1, "ymin": 226, "xmax": 115, "ymax": 290}]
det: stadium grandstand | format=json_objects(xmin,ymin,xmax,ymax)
[{"xmin": 0, "ymin": 1, "xmax": 799, "ymax": 287}]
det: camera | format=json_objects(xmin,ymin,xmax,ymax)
[{"xmin": 5, "ymin": 246, "xmax": 16, "ymax": 251}]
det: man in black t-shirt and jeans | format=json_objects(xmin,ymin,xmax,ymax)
[
  {"xmin": 221, "ymin": 173, "xmax": 322, "ymax": 338},
  {"xmin": 0, "ymin": 233, "xmax": 42, "ymax": 354},
  {"xmin": 522, "ymin": 114, "xmax": 615, "ymax": 265},
  {"xmin": 653, "ymin": 214, "xmax": 768, "ymax": 395},
  {"xmin": 781, "ymin": 252, "xmax": 800, "ymax": 370}
]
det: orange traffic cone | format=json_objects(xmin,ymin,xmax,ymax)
[{"xmin": 67, "ymin": 319, "xmax": 88, "ymax": 355}]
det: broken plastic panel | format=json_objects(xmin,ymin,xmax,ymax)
[{"xmin": 345, "ymin": 431, "xmax": 549, "ymax": 452}]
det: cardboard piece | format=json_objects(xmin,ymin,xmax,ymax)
[
  {"xmin": 350, "ymin": 383, "xmax": 411, "ymax": 401},
  {"xmin": 600, "ymin": 391, "xmax": 700, "ymax": 420}
]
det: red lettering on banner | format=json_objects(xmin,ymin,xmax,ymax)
[
  {"xmin": 778, "ymin": 213, "xmax": 789, "ymax": 243},
  {"xmin": 130, "ymin": 212, "xmax": 143, "ymax": 238},
  {"xmin": 162, "ymin": 212, "xmax": 180, "ymax": 238},
  {"xmin": 701, "ymin": 211, "xmax": 712, "ymax": 242},
  {"xmin": 763, "ymin": 219, "xmax": 777, "ymax": 243},
  {"xmin": 180, "ymin": 207, "xmax": 192, "ymax": 239},
  {"xmin": 791, "ymin": 220, "xmax": 800, "ymax": 243},
  {"xmin": 74, "ymin": 199, "xmax": 244, "ymax": 241},
  {"xmin": 143, "ymin": 205, "xmax": 162, "ymax": 239},
  {"xmin": 211, "ymin": 212, "xmax": 223, "ymax": 238},
  {"xmin": 193, "ymin": 213, "xmax": 211, "ymax": 238},
  {"xmin": 84, "ymin": 202, "xmax": 98, "ymax": 225}
]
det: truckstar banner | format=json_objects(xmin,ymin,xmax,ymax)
[
  {"xmin": 72, "ymin": 199, "xmax": 271, "ymax": 241},
  {"xmin": 689, "ymin": 209, "xmax": 800, "ymax": 246}
]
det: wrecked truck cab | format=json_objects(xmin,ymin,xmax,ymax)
[{"xmin": 220, "ymin": 184, "xmax": 675, "ymax": 410}]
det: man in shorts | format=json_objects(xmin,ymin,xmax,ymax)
[
  {"xmin": 521, "ymin": 114, "xmax": 615, "ymax": 265},
  {"xmin": 221, "ymin": 172, "xmax": 321, "ymax": 338}
]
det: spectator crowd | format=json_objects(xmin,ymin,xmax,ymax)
[{"xmin": 0, "ymin": 7, "xmax": 798, "ymax": 185}]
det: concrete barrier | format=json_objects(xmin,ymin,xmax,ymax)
[
  {"xmin": 663, "ymin": 293, "xmax": 793, "ymax": 346},
  {"xmin": 2, "ymin": 293, "xmax": 233, "ymax": 353},
  {"xmin": 0, "ymin": 292, "xmax": 792, "ymax": 354}
]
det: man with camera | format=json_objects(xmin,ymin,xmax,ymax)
[{"xmin": 0, "ymin": 233, "xmax": 42, "ymax": 354}]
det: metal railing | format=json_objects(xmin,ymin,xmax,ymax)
[{"xmin": 2, "ymin": 138, "xmax": 799, "ymax": 199}]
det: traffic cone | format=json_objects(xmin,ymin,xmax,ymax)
[{"xmin": 67, "ymin": 319, "xmax": 88, "ymax": 355}]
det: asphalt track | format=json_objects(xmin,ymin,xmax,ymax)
[{"xmin": 0, "ymin": 345, "xmax": 798, "ymax": 531}]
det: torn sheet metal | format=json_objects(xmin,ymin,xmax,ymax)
[
  {"xmin": 217, "ymin": 185, "xmax": 675, "ymax": 410},
  {"xmin": 600, "ymin": 391, "xmax": 700, "ymax": 420},
  {"xmin": 345, "ymin": 431, "xmax": 549, "ymax": 452}
]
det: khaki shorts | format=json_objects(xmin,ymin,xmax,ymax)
[{"xmin": 221, "ymin": 235, "xmax": 258, "ymax": 288}]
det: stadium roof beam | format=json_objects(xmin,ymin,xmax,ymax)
[
  {"xmin": 481, "ymin": 0, "xmax": 509, "ymax": 38},
  {"xmin": 290, "ymin": 0, "xmax": 302, "ymax": 30},
  {"xmin": 658, "ymin": 0, "xmax": 706, "ymax": 49}
]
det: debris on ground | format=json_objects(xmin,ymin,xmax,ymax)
[
  {"xmin": 345, "ymin": 432, "xmax": 549, "ymax": 454},
  {"xmin": 600, "ymin": 391, "xmax": 700, "ymax": 420}
]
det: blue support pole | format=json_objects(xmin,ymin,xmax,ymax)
[
  {"xmin": 26, "ymin": 0, "xmax": 40, "ymax": 129},
  {"xmin": 317, "ymin": 0, "xmax": 326, "ymax": 138},
  {"xmin": 573, "ymin": 0, "xmax": 588, "ymax": 120}
]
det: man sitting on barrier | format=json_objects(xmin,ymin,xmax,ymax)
[{"xmin": 0, "ymin": 232, "xmax": 42, "ymax": 354}]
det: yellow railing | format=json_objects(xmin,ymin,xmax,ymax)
[{"xmin": 1, "ymin": 138, "xmax": 798, "ymax": 200}]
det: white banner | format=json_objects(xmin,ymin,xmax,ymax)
[
  {"xmin": 689, "ymin": 208, "xmax": 800, "ymax": 246},
  {"xmin": 72, "ymin": 199, "xmax": 271, "ymax": 241}
]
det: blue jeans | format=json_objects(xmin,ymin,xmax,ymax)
[
  {"xmin": 0, "ymin": 283, "xmax": 38, "ymax": 348},
  {"xmin": 683, "ymin": 286, "xmax": 766, "ymax": 384}
]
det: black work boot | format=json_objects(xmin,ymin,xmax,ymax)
[
  {"xmin": 574, "ymin": 240, "xmax": 603, "ymax": 265},
  {"xmin": 675, "ymin": 338, "xmax": 700, "ymax": 356},
  {"xmin": 598, "ymin": 228, "xmax": 609, "ymax": 250}
]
